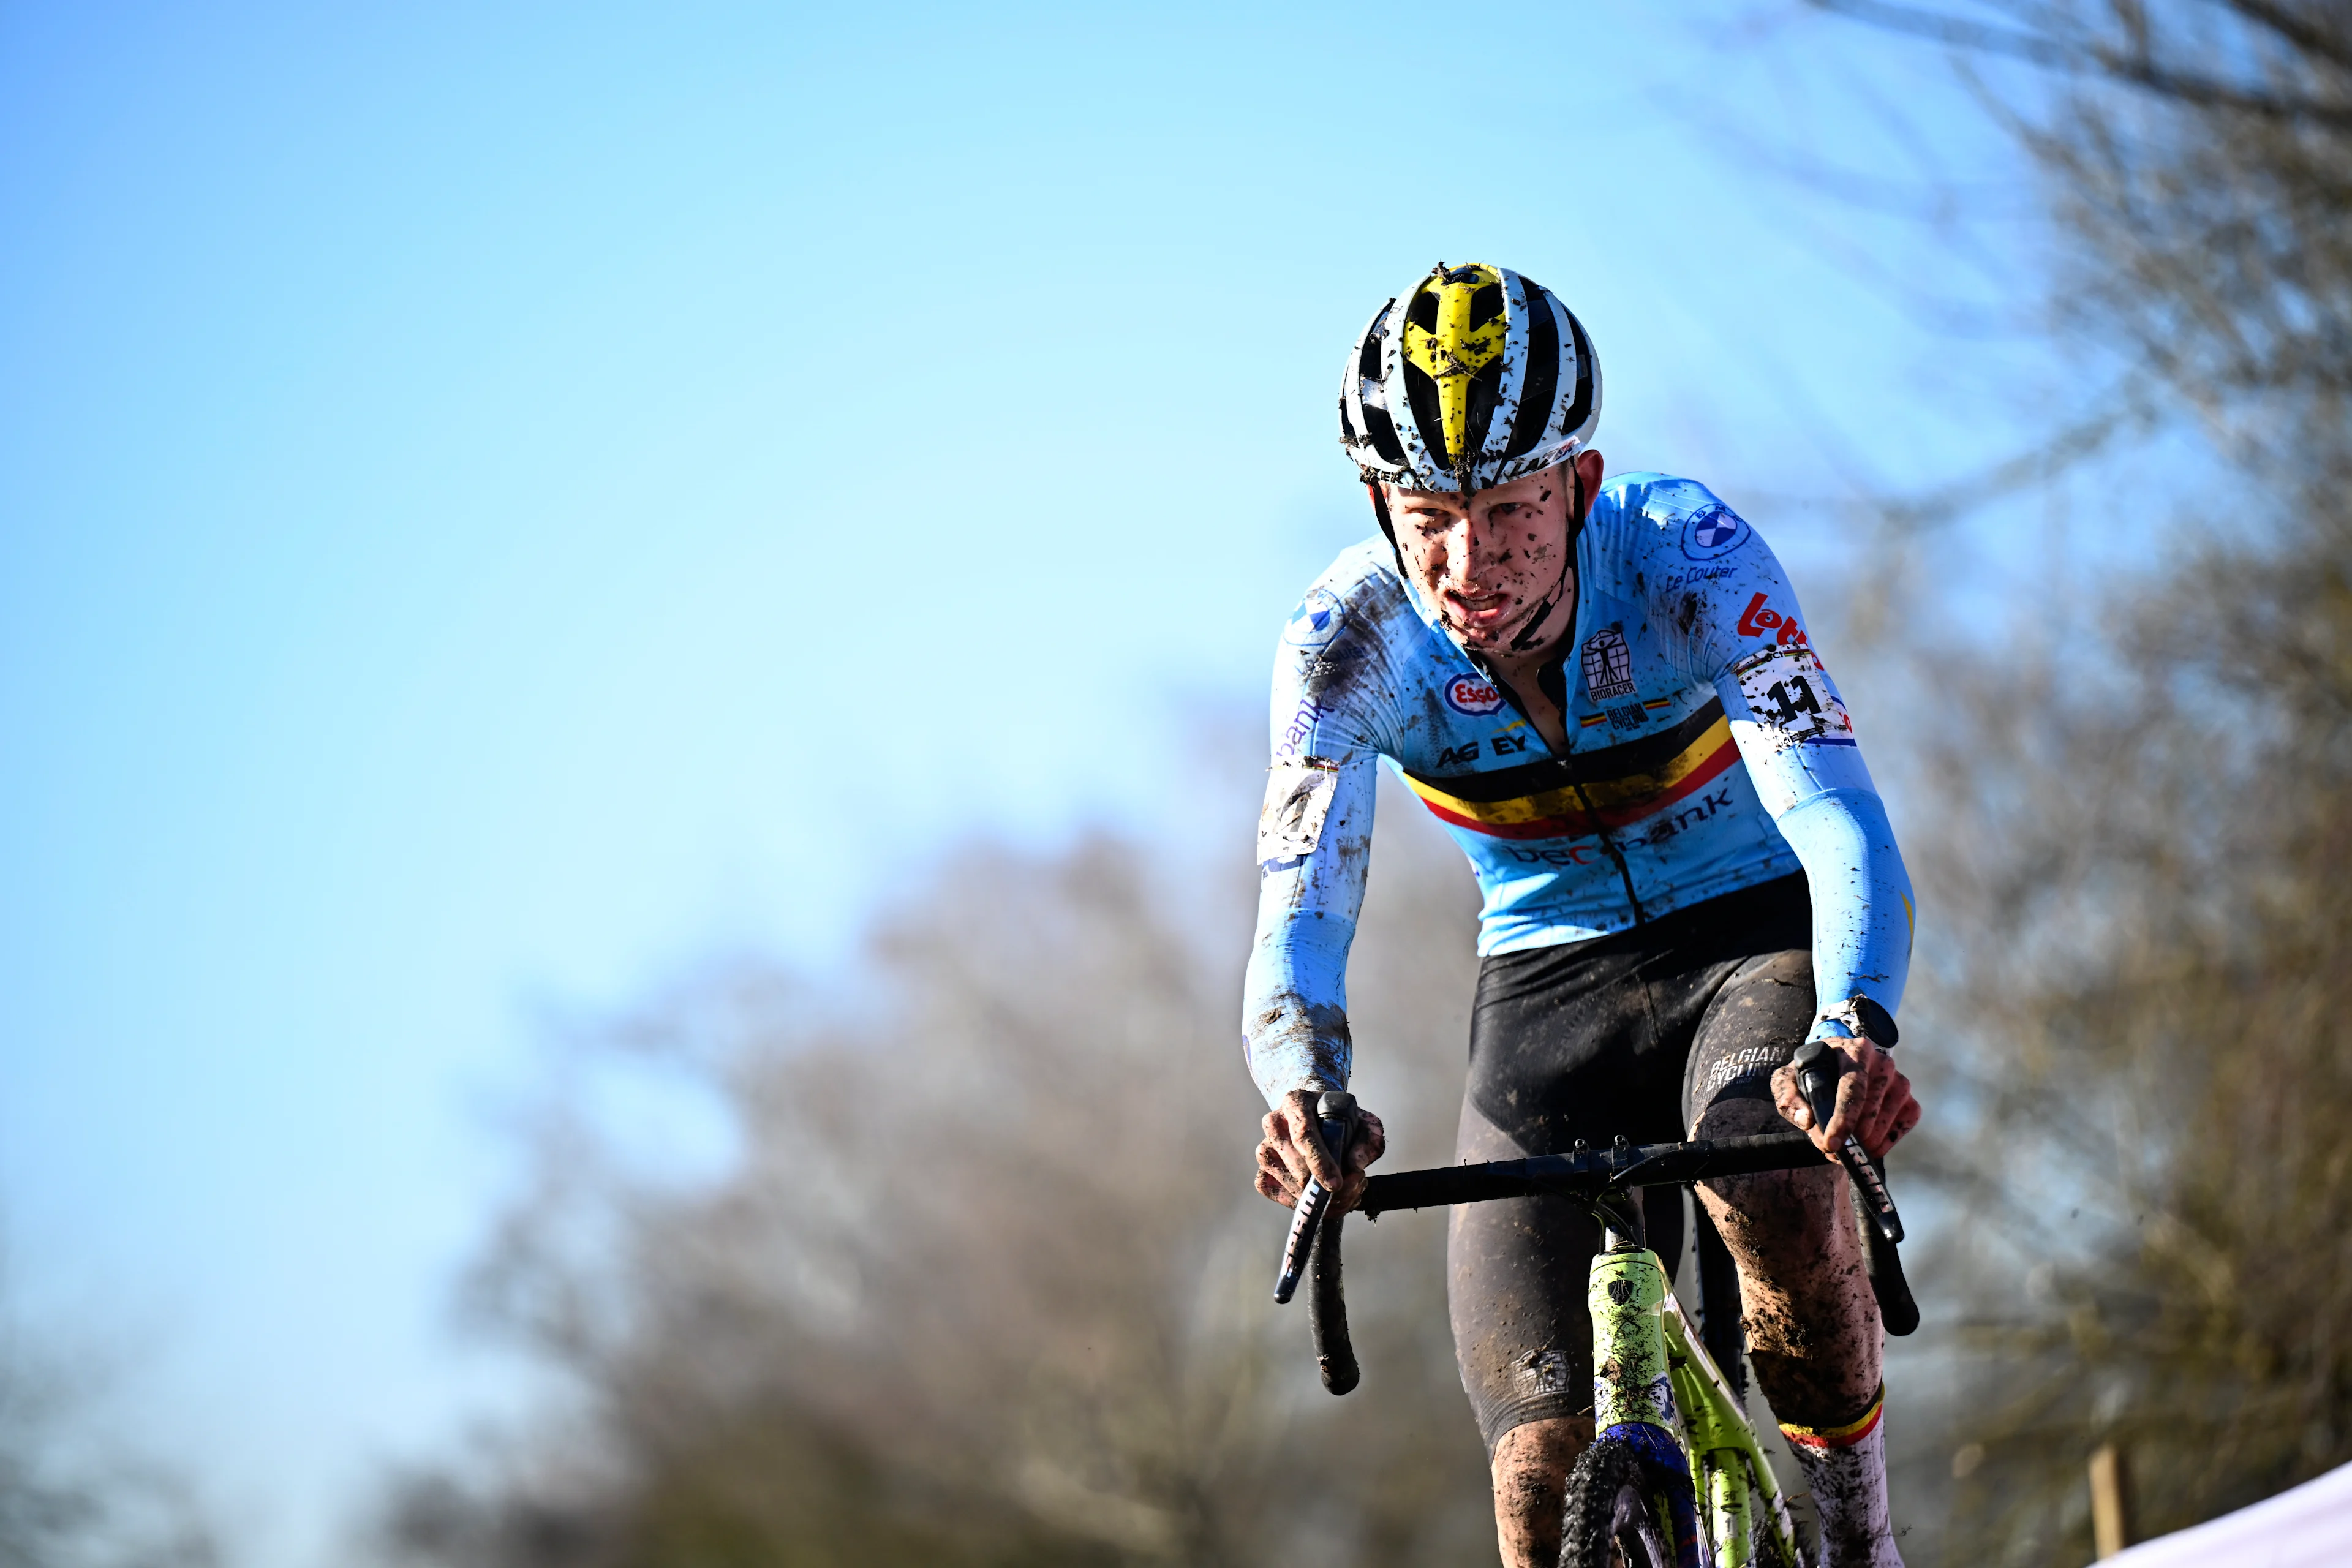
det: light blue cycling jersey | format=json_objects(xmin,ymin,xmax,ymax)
[{"xmin": 1241, "ymin": 473, "xmax": 1913, "ymax": 1106}]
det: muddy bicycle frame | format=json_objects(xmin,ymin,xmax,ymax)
[{"xmin": 1276, "ymin": 1110, "xmax": 1917, "ymax": 1568}]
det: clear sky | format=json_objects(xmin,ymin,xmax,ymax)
[{"xmin": 1, "ymin": 4, "xmax": 2051, "ymax": 1562}]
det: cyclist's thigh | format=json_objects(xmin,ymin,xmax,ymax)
[
  {"xmin": 1449, "ymin": 940, "xmax": 1690, "ymax": 1453},
  {"xmin": 1681, "ymin": 947, "xmax": 1816, "ymax": 1141},
  {"xmin": 1679, "ymin": 948, "xmax": 1848, "ymax": 1254},
  {"xmin": 1449, "ymin": 1097, "xmax": 1684, "ymax": 1454},
  {"xmin": 1462, "ymin": 937, "xmax": 1689, "ymax": 1155}
]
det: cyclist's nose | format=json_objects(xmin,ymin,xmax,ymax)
[{"xmin": 1450, "ymin": 517, "xmax": 1503, "ymax": 590}]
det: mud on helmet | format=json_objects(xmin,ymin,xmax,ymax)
[{"xmin": 1338, "ymin": 262, "xmax": 1601, "ymax": 495}]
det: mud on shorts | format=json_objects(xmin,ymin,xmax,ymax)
[{"xmin": 1448, "ymin": 872, "xmax": 1815, "ymax": 1453}]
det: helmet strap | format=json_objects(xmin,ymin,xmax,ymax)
[
  {"xmin": 1506, "ymin": 464, "xmax": 1583, "ymax": 655},
  {"xmin": 1368, "ymin": 481, "xmax": 1413, "ymax": 583}
]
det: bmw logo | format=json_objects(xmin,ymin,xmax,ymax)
[
  {"xmin": 1680, "ymin": 504, "xmax": 1751, "ymax": 561},
  {"xmin": 1283, "ymin": 588, "xmax": 1347, "ymax": 648}
]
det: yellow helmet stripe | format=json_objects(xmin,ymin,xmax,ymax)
[{"xmin": 1401, "ymin": 264, "xmax": 1507, "ymax": 463}]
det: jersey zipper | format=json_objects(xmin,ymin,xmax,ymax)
[{"xmin": 1468, "ymin": 539, "xmax": 1649, "ymax": 929}]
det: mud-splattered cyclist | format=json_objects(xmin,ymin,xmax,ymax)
[{"xmin": 1244, "ymin": 263, "xmax": 1920, "ymax": 1568}]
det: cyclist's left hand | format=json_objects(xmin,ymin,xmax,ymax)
[
  {"xmin": 1771, "ymin": 1039, "xmax": 1920, "ymax": 1161},
  {"xmin": 1256, "ymin": 1091, "xmax": 1387, "ymax": 1212}
]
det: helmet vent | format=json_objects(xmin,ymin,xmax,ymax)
[
  {"xmin": 1507, "ymin": 288, "xmax": 1562, "ymax": 457},
  {"xmin": 1469, "ymin": 283, "xmax": 1504, "ymax": 330}
]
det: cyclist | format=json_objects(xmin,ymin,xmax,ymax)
[{"xmin": 1245, "ymin": 263, "xmax": 1920, "ymax": 1568}]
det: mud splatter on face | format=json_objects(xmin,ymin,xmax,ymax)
[{"xmin": 1389, "ymin": 466, "xmax": 1580, "ymax": 655}]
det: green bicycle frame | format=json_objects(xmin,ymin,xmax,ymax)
[{"xmin": 1589, "ymin": 1245, "xmax": 1801, "ymax": 1568}]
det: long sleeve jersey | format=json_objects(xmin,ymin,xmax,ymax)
[{"xmin": 1241, "ymin": 473, "xmax": 1913, "ymax": 1106}]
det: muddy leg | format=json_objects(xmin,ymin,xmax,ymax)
[
  {"xmin": 1490, "ymin": 1415, "xmax": 1593, "ymax": 1568},
  {"xmin": 1695, "ymin": 1164, "xmax": 1879, "ymax": 1422},
  {"xmin": 1697, "ymin": 1097, "xmax": 1893, "ymax": 1566}
]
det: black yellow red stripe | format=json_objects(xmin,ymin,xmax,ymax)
[
  {"xmin": 1400, "ymin": 701, "xmax": 1736, "ymax": 841},
  {"xmin": 1779, "ymin": 1385, "xmax": 1885, "ymax": 1450}
]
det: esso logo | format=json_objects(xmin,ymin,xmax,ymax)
[{"xmin": 1444, "ymin": 673, "xmax": 1505, "ymax": 716}]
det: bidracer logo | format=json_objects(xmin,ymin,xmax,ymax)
[
  {"xmin": 1442, "ymin": 673, "xmax": 1505, "ymax": 716},
  {"xmin": 1581, "ymin": 627, "xmax": 1637, "ymax": 701}
]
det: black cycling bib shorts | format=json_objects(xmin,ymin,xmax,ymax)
[{"xmin": 1447, "ymin": 873, "xmax": 1817, "ymax": 1451}]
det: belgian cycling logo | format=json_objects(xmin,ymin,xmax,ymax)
[
  {"xmin": 1581, "ymin": 627, "xmax": 1637, "ymax": 701},
  {"xmin": 1442, "ymin": 672, "xmax": 1505, "ymax": 716},
  {"xmin": 1679, "ymin": 503, "xmax": 1751, "ymax": 561},
  {"xmin": 1283, "ymin": 588, "xmax": 1346, "ymax": 649}
]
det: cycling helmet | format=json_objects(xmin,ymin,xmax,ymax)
[{"xmin": 1338, "ymin": 262, "xmax": 1601, "ymax": 494}]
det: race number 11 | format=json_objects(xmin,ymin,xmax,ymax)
[{"xmin": 1732, "ymin": 645, "xmax": 1856, "ymax": 747}]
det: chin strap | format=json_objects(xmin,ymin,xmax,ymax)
[{"xmin": 1367, "ymin": 483, "xmax": 1402, "ymax": 574}]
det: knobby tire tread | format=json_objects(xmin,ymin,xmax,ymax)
[{"xmin": 1559, "ymin": 1438, "xmax": 1675, "ymax": 1568}]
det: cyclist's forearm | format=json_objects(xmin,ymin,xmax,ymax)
[
  {"xmin": 1243, "ymin": 742, "xmax": 1374, "ymax": 1105},
  {"xmin": 1773, "ymin": 788, "xmax": 1914, "ymax": 1033},
  {"xmin": 1242, "ymin": 890, "xmax": 1356, "ymax": 1102},
  {"xmin": 1242, "ymin": 995, "xmax": 1354, "ymax": 1103}
]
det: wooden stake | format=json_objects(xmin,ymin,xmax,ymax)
[{"xmin": 2090, "ymin": 1442, "xmax": 2132, "ymax": 1559}]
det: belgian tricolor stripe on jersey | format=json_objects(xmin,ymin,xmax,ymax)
[{"xmin": 1400, "ymin": 699, "xmax": 1738, "ymax": 841}]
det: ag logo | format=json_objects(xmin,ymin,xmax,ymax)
[
  {"xmin": 1442, "ymin": 672, "xmax": 1505, "ymax": 716},
  {"xmin": 1581, "ymin": 627, "xmax": 1637, "ymax": 701},
  {"xmin": 1283, "ymin": 588, "xmax": 1346, "ymax": 648},
  {"xmin": 1680, "ymin": 503, "xmax": 1751, "ymax": 561}
]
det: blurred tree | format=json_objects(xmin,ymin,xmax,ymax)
[
  {"xmin": 0, "ymin": 1271, "xmax": 221, "ymax": 1568},
  {"xmin": 377, "ymin": 789, "xmax": 1501, "ymax": 1568},
  {"xmin": 1807, "ymin": 1, "xmax": 2352, "ymax": 1561}
]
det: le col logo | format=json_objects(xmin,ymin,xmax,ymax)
[
  {"xmin": 1736, "ymin": 592, "xmax": 1809, "ymax": 647},
  {"xmin": 1443, "ymin": 673, "xmax": 1505, "ymax": 716}
]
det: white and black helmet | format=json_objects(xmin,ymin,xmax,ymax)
[{"xmin": 1339, "ymin": 262, "xmax": 1601, "ymax": 494}]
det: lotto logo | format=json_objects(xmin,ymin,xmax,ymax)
[
  {"xmin": 1736, "ymin": 592, "xmax": 1809, "ymax": 647},
  {"xmin": 1444, "ymin": 673, "xmax": 1505, "ymax": 716}
]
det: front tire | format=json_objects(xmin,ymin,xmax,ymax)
[{"xmin": 1559, "ymin": 1437, "xmax": 1686, "ymax": 1568}]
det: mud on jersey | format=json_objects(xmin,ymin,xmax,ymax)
[{"xmin": 1242, "ymin": 473, "xmax": 1915, "ymax": 1104}]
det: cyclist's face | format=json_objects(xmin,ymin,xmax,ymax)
[{"xmin": 1387, "ymin": 454, "xmax": 1594, "ymax": 657}]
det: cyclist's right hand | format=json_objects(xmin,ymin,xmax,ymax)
[{"xmin": 1256, "ymin": 1090, "xmax": 1386, "ymax": 1212}]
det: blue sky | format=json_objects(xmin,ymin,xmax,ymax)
[{"xmin": 1, "ymin": 4, "xmax": 2059, "ymax": 1561}]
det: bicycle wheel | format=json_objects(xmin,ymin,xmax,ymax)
[{"xmin": 1559, "ymin": 1436, "xmax": 1694, "ymax": 1568}]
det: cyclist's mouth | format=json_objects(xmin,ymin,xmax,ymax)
[{"xmin": 1445, "ymin": 590, "xmax": 1520, "ymax": 633}]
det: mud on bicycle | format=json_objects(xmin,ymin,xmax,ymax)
[{"xmin": 1272, "ymin": 1042, "xmax": 1917, "ymax": 1568}]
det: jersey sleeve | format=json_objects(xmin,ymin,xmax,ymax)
[
  {"xmin": 1650, "ymin": 489, "xmax": 1916, "ymax": 1039},
  {"xmin": 1238, "ymin": 599, "xmax": 1388, "ymax": 1107}
]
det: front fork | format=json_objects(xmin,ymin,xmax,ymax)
[{"xmin": 1588, "ymin": 1238, "xmax": 1800, "ymax": 1568}]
